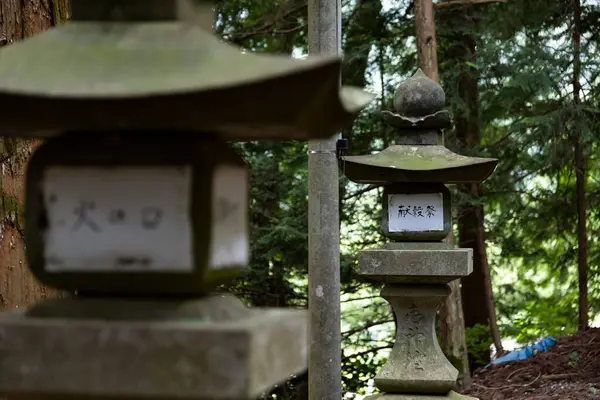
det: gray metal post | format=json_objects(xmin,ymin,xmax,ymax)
[{"xmin": 307, "ymin": 1, "xmax": 342, "ymax": 400}]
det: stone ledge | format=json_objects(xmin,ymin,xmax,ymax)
[
  {"xmin": 358, "ymin": 246, "xmax": 473, "ymax": 284},
  {"xmin": 366, "ymin": 391, "xmax": 478, "ymax": 399},
  {"xmin": 0, "ymin": 302, "xmax": 307, "ymax": 400}
]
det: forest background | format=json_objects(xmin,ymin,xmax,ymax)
[{"xmin": 0, "ymin": 0, "xmax": 599, "ymax": 399}]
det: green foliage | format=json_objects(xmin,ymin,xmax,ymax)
[
  {"xmin": 568, "ymin": 351, "xmax": 581, "ymax": 368},
  {"xmin": 341, "ymin": 293, "xmax": 393, "ymax": 393},
  {"xmin": 465, "ymin": 324, "xmax": 493, "ymax": 367}
]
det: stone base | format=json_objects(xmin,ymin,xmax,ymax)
[
  {"xmin": 0, "ymin": 295, "xmax": 307, "ymax": 399},
  {"xmin": 366, "ymin": 391, "xmax": 478, "ymax": 400},
  {"xmin": 358, "ymin": 243, "xmax": 473, "ymax": 284},
  {"xmin": 374, "ymin": 285, "xmax": 458, "ymax": 394}
]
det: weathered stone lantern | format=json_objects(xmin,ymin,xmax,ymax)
[
  {"xmin": 0, "ymin": 1, "xmax": 373, "ymax": 399},
  {"xmin": 342, "ymin": 69, "xmax": 497, "ymax": 400}
]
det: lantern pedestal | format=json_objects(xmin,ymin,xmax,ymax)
[
  {"xmin": 359, "ymin": 243, "xmax": 472, "ymax": 284},
  {"xmin": 342, "ymin": 70, "xmax": 494, "ymax": 400},
  {"xmin": 359, "ymin": 244, "xmax": 476, "ymax": 399},
  {"xmin": 0, "ymin": 294, "xmax": 307, "ymax": 399},
  {"xmin": 375, "ymin": 284, "xmax": 457, "ymax": 394},
  {"xmin": 0, "ymin": 134, "xmax": 310, "ymax": 400}
]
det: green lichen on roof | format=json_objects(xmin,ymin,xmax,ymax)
[
  {"xmin": 342, "ymin": 145, "xmax": 498, "ymax": 184},
  {"xmin": 0, "ymin": 22, "xmax": 343, "ymax": 97},
  {"xmin": 344, "ymin": 145, "xmax": 496, "ymax": 171}
]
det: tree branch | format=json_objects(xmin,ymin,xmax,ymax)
[
  {"xmin": 341, "ymin": 295, "xmax": 381, "ymax": 303},
  {"xmin": 343, "ymin": 184, "xmax": 379, "ymax": 201},
  {"xmin": 342, "ymin": 318, "xmax": 395, "ymax": 339},
  {"xmin": 342, "ymin": 344, "xmax": 393, "ymax": 362},
  {"xmin": 226, "ymin": 2, "xmax": 307, "ymax": 44},
  {"xmin": 434, "ymin": 0, "xmax": 507, "ymax": 9}
]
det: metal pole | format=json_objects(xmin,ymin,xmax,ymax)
[{"xmin": 307, "ymin": 1, "xmax": 342, "ymax": 400}]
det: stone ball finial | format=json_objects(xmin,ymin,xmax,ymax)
[{"xmin": 393, "ymin": 69, "xmax": 445, "ymax": 118}]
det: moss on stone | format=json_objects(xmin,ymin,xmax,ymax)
[
  {"xmin": 345, "ymin": 145, "xmax": 495, "ymax": 171},
  {"xmin": 52, "ymin": 0, "xmax": 70, "ymax": 25},
  {"xmin": 343, "ymin": 145, "xmax": 498, "ymax": 184}
]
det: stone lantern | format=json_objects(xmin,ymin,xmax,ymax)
[
  {"xmin": 0, "ymin": 1, "xmax": 373, "ymax": 399},
  {"xmin": 342, "ymin": 69, "xmax": 497, "ymax": 400}
]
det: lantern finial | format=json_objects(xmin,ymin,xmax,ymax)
[
  {"xmin": 394, "ymin": 68, "xmax": 445, "ymax": 118},
  {"xmin": 383, "ymin": 68, "xmax": 452, "ymax": 130}
]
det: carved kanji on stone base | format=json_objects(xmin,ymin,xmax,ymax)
[{"xmin": 376, "ymin": 285, "xmax": 457, "ymax": 394}]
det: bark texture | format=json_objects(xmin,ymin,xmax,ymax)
[
  {"xmin": 0, "ymin": 0, "xmax": 68, "ymax": 312},
  {"xmin": 414, "ymin": 0, "xmax": 439, "ymax": 83}
]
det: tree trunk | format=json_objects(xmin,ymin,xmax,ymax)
[
  {"xmin": 474, "ymin": 198, "xmax": 503, "ymax": 357},
  {"xmin": 571, "ymin": 0, "xmax": 588, "ymax": 332},
  {"xmin": 414, "ymin": 0, "xmax": 439, "ymax": 82},
  {"xmin": 445, "ymin": 16, "xmax": 503, "ymax": 370},
  {"xmin": 0, "ymin": 0, "xmax": 69, "ymax": 312},
  {"xmin": 414, "ymin": 0, "xmax": 471, "ymax": 389}
]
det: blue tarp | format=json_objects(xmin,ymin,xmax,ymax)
[{"xmin": 487, "ymin": 336, "xmax": 556, "ymax": 368}]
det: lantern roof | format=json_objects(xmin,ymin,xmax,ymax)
[
  {"xmin": 343, "ymin": 69, "xmax": 497, "ymax": 184},
  {"xmin": 343, "ymin": 145, "xmax": 497, "ymax": 184},
  {"xmin": 0, "ymin": 0, "xmax": 374, "ymax": 139}
]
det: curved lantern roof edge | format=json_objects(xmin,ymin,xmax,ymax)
[
  {"xmin": 342, "ymin": 145, "xmax": 499, "ymax": 184},
  {"xmin": 0, "ymin": 83, "xmax": 375, "ymax": 140},
  {"xmin": 0, "ymin": 21, "xmax": 375, "ymax": 139}
]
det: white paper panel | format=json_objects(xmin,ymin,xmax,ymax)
[
  {"xmin": 388, "ymin": 193, "xmax": 444, "ymax": 232},
  {"xmin": 43, "ymin": 166, "xmax": 193, "ymax": 272}
]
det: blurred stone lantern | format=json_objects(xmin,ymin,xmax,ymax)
[
  {"xmin": 342, "ymin": 69, "xmax": 497, "ymax": 399},
  {"xmin": 0, "ymin": 1, "xmax": 373, "ymax": 399}
]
